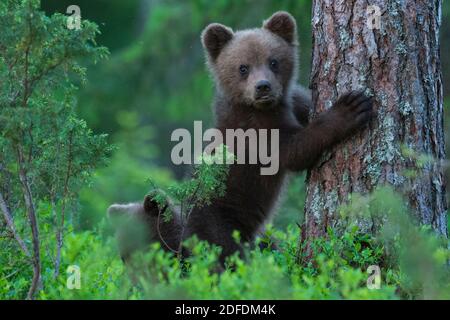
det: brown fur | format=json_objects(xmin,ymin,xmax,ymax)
[
  {"xmin": 187, "ymin": 11, "xmax": 374, "ymax": 262},
  {"xmin": 108, "ymin": 194, "xmax": 181, "ymax": 262},
  {"xmin": 109, "ymin": 12, "xmax": 374, "ymax": 265}
]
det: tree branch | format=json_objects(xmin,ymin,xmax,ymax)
[
  {"xmin": 16, "ymin": 146, "xmax": 41, "ymax": 300},
  {"xmin": 54, "ymin": 130, "xmax": 73, "ymax": 278},
  {"xmin": 0, "ymin": 191, "xmax": 31, "ymax": 258}
]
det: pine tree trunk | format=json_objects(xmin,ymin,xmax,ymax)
[{"xmin": 303, "ymin": 0, "xmax": 447, "ymax": 244}]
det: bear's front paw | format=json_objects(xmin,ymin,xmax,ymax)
[{"xmin": 331, "ymin": 90, "xmax": 375, "ymax": 135}]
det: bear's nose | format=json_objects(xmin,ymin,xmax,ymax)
[{"xmin": 255, "ymin": 80, "xmax": 272, "ymax": 94}]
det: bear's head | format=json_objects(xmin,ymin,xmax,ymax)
[
  {"xmin": 107, "ymin": 194, "xmax": 171, "ymax": 262},
  {"xmin": 201, "ymin": 11, "xmax": 298, "ymax": 109}
]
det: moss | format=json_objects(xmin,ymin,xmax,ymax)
[
  {"xmin": 310, "ymin": 185, "xmax": 324, "ymax": 222},
  {"xmin": 377, "ymin": 93, "xmax": 400, "ymax": 163},
  {"xmin": 358, "ymin": 65, "xmax": 370, "ymax": 86},
  {"xmin": 339, "ymin": 28, "xmax": 351, "ymax": 49},
  {"xmin": 364, "ymin": 91, "xmax": 404, "ymax": 187},
  {"xmin": 364, "ymin": 153, "xmax": 382, "ymax": 186},
  {"xmin": 399, "ymin": 101, "xmax": 412, "ymax": 116},
  {"xmin": 394, "ymin": 42, "xmax": 407, "ymax": 55},
  {"xmin": 323, "ymin": 60, "xmax": 331, "ymax": 76},
  {"xmin": 388, "ymin": 0, "xmax": 406, "ymax": 40},
  {"xmin": 354, "ymin": 216, "xmax": 374, "ymax": 233},
  {"xmin": 325, "ymin": 189, "xmax": 339, "ymax": 217},
  {"xmin": 379, "ymin": 116, "xmax": 399, "ymax": 161},
  {"xmin": 342, "ymin": 170, "xmax": 349, "ymax": 185}
]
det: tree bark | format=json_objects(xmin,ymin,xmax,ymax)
[
  {"xmin": 303, "ymin": 0, "xmax": 447, "ymax": 244},
  {"xmin": 0, "ymin": 191, "xmax": 31, "ymax": 258},
  {"xmin": 17, "ymin": 147, "xmax": 41, "ymax": 300}
]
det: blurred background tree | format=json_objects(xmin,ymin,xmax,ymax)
[
  {"xmin": 0, "ymin": 0, "xmax": 111, "ymax": 298},
  {"xmin": 40, "ymin": 0, "xmax": 315, "ymax": 231}
]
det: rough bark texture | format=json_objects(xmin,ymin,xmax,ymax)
[{"xmin": 304, "ymin": 0, "xmax": 447, "ymax": 241}]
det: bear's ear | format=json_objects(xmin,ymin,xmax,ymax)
[
  {"xmin": 107, "ymin": 203, "xmax": 139, "ymax": 220},
  {"xmin": 263, "ymin": 11, "xmax": 297, "ymax": 45},
  {"xmin": 107, "ymin": 204, "xmax": 125, "ymax": 219},
  {"xmin": 201, "ymin": 23, "xmax": 234, "ymax": 61},
  {"xmin": 143, "ymin": 194, "xmax": 160, "ymax": 217}
]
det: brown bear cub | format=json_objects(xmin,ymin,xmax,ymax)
[
  {"xmin": 109, "ymin": 12, "xmax": 374, "ymax": 264},
  {"xmin": 108, "ymin": 194, "xmax": 181, "ymax": 262}
]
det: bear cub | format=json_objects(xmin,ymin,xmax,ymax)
[
  {"xmin": 108, "ymin": 11, "xmax": 374, "ymax": 264},
  {"xmin": 108, "ymin": 193, "xmax": 181, "ymax": 262}
]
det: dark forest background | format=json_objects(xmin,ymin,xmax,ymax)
[
  {"xmin": 1, "ymin": 0, "xmax": 448, "ymax": 300},
  {"xmin": 41, "ymin": 0, "xmax": 315, "ymax": 230},
  {"xmin": 40, "ymin": 0, "xmax": 450, "ymax": 231}
]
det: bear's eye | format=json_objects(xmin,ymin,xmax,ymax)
[
  {"xmin": 239, "ymin": 65, "xmax": 249, "ymax": 76},
  {"xmin": 269, "ymin": 58, "xmax": 279, "ymax": 72}
]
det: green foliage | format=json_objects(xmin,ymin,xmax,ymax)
[
  {"xmin": 0, "ymin": 0, "xmax": 111, "ymax": 206},
  {"xmin": 77, "ymin": 112, "xmax": 174, "ymax": 230},
  {"xmin": 39, "ymin": 231, "xmax": 132, "ymax": 300},
  {"xmin": 1, "ymin": 0, "xmax": 449, "ymax": 301},
  {"xmin": 275, "ymin": 174, "xmax": 307, "ymax": 228},
  {"xmin": 68, "ymin": 0, "xmax": 314, "ymax": 233},
  {"xmin": 0, "ymin": 0, "xmax": 111, "ymax": 298},
  {"xmin": 146, "ymin": 144, "xmax": 233, "ymax": 253},
  {"xmin": 73, "ymin": 0, "xmax": 313, "ymax": 168},
  {"xmin": 163, "ymin": 145, "xmax": 233, "ymax": 209},
  {"xmin": 0, "ymin": 221, "xmax": 398, "ymax": 300},
  {"xmin": 4, "ymin": 184, "xmax": 447, "ymax": 300},
  {"xmin": 2, "ymin": 185, "xmax": 449, "ymax": 300},
  {"xmin": 340, "ymin": 186, "xmax": 450, "ymax": 299}
]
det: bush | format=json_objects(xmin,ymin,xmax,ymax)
[
  {"xmin": 1, "ymin": 0, "xmax": 448, "ymax": 301},
  {"xmin": 0, "ymin": 0, "xmax": 111, "ymax": 298},
  {"xmin": 21, "ymin": 222, "xmax": 399, "ymax": 300}
]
